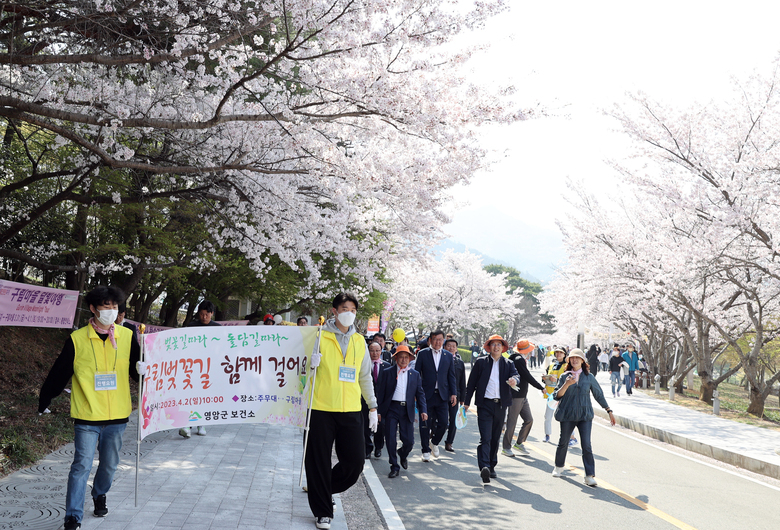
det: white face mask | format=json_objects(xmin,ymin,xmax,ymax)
[
  {"xmin": 337, "ymin": 311, "xmax": 356, "ymax": 327},
  {"xmin": 96, "ymin": 308, "xmax": 118, "ymax": 327}
]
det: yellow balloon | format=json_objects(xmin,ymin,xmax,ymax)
[{"xmin": 392, "ymin": 328, "xmax": 405, "ymax": 343}]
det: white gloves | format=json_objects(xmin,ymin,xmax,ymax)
[
  {"xmin": 310, "ymin": 353, "xmax": 322, "ymax": 368},
  {"xmin": 368, "ymin": 410, "xmax": 378, "ymax": 433},
  {"xmin": 136, "ymin": 361, "xmax": 148, "ymax": 375}
]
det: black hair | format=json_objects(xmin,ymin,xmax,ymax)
[
  {"xmin": 198, "ymin": 300, "xmax": 216, "ymax": 314},
  {"xmin": 444, "ymin": 338, "xmax": 458, "ymax": 348},
  {"xmin": 84, "ymin": 286, "xmax": 124, "ymax": 308},
  {"xmin": 297, "ymin": 316, "xmax": 308, "ymax": 325},
  {"xmin": 332, "ymin": 292, "xmax": 359, "ymax": 310},
  {"xmin": 118, "ymin": 302, "xmax": 127, "ymax": 314},
  {"xmin": 373, "ymin": 333, "xmax": 386, "ymax": 340},
  {"xmin": 429, "ymin": 329, "xmax": 445, "ymax": 340}
]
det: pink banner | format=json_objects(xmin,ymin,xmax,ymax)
[{"xmin": 0, "ymin": 280, "xmax": 79, "ymax": 328}]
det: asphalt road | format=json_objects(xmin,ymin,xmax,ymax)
[{"xmin": 369, "ymin": 371, "xmax": 780, "ymax": 530}]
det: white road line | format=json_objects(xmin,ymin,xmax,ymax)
[
  {"xmin": 363, "ymin": 458, "xmax": 406, "ymax": 530},
  {"xmin": 593, "ymin": 418, "xmax": 780, "ymax": 492}
]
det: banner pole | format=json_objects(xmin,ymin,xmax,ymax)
[
  {"xmin": 299, "ymin": 320, "xmax": 324, "ymax": 489},
  {"xmin": 135, "ymin": 324, "xmax": 146, "ymax": 508}
]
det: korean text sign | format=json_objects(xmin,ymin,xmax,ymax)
[
  {"xmin": 0, "ymin": 280, "xmax": 79, "ymax": 328},
  {"xmin": 139, "ymin": 325, "xmax": 318, "ymax": 439}
]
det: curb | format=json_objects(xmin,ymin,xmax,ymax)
[
  {"xmin": 362, "ymin": 459, "xmax": 405, "ymax": 530},
  {"xmin": 593, "ymin": 408, "xmax": 780, "ymax": 480}
]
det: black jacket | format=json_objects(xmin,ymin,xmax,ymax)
[
  {"xmin": 508, "ymin": 353, "xmax": 544, "ymax": 398},
  {"xmin": 465, "ymin": 355, "xmax": 520, "ymax": 408},
  {"xmin": 453, "ymin": 354, "xmax": 467, "ymax": 402}
]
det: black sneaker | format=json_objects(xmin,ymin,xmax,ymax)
[
  {"xmin": 93, "ymin": 494, "xmax": 108, "ymax": 517},
  {"xmin": 315, "ymin": 516, "xmax": 331, "ymax": 529},
  {"xmin": 480, "ymin": 467, "xmax": 490, "ymax": 484},
  {"xmin": 64, "ymin": 516, "xmax": 81, "ymax": 530}
]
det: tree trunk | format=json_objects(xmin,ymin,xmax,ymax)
[
  {"xmin": 746, "ymin": 384, "xmax": 765, "ymax": 417},
  {"xmin": 699, "ymin": 377, "xmax": 714, "ymax": 404}
]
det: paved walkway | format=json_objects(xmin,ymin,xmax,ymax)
[{"xmin": 3, "ymin": 368, "xmax": 780, "ymax": 530}]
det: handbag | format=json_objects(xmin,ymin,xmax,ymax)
[{"xmin": 455, "ymin": 405, "xmax": 468, "ymax": 429}]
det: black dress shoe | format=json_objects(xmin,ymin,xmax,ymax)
[
  {"xmin": 480, "ymin": 467, "xmax": 490, "ymax": 483},
  {"xmin": 444, "ymin": 443, "xmax": 454, "ymax": 453},
  {"xmin": 388, "ymin": 469, "xmax": 399, "ymax": 478},
  {"xmin": 489, "ymin": 469, "xmax": 497, "ymax": 479},
  {"xmin": 400, "ymin": 456, "xmax": 408, "ymax": 470},
  {"xmin": 374, "ymin": 449, "xmax": 381, "ymax": 458}
]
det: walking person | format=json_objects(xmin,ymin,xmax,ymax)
[
  {"xmin": 598, "ymin": 348, "xmax": 609, "ymax": 372},
  {"xmin": 464, "ymin": 335, "xmax": 520, "ymax": 484},
  {"xmin": 503, "ymin": 340, "xmax": 545, "ymax": 457},
  {"xmin": 443, "ymin": 338, "xmax": 467, "ymax": 453},
  {"xmin": 608, "ymin": 344, "xmax": 627, "ymax": 397},
  {"xmin": 180, "ymin": 299, "xmax": 221, "ymax": 438},
  {"xmin": 550, "ymin": 349, "xmax": 615, "ymax": 487},
  {"xmin": 305, "ymin": 293, "xmax": 377, "ymax": 530},
  {"xmin": 622, "ymin": 343, "xmax": 639, "ymax": 396},
  {"xmin": 376, "ymin": 345, "xmax": 427, "ymax": 478},
  {"xmin": 586, "ymin": 344, "xmax": 600, "ymax": 376},
  {"xmin": 414, "ymin": 330, "xmax": 457, "ymax": 461},
  {"xmin": 38, "ymin": 286, "xmax": 141, "ymax": 530},
  {"xmin": 541, "ymin": 348, "xmax": 568, "ymax": 443},
  {"xmin": 364, "ymin": 342, "xmax": 389, "ymax": 458}
]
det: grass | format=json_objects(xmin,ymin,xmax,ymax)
[{"xmin": 638, "ymin": 375, "xmax": 780, "ymax": 432}]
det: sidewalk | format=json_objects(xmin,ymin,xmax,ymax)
[
  {"xmin": 589, "ymin": 367, "xmax": 780, "ymax": 480},
  {"xmin": 0, "ymin": 420, "xmax": 351, "ymax": 530},
  {"xmin": 3, "ymin": 369, "xmax": 780, "ymax": 530}
]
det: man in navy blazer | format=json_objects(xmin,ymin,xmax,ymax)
[
  {"xmin": 465, "ymin": 335, "xmax": 520, "ymax": 484},
  {"xmin": 376, "ymin": 345, "xmax": 428, "ymax": 478},
  {"xmin": 364, "ymin": 342, "xmax": 390, "ymax": 458},
  {"xmin": 414, "ymin": 329, "xmax": 457, "ymax": 461}
]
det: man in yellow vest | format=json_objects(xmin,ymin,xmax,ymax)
[
  {"xmin": 38, "ymin": 286, "xmax": 140, "ymax": 530},
  {"xmin": 306, "ymin": 292, "xmax": 377, "ymax": 530}
]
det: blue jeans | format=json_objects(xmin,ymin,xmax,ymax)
[
  {"xmin": 555, "ymin": 420, "xmax": 595, "ymax": 476},
  {"xmin": 610, "ymin": 372, "xmax": 622, "ymax": 395},
  {"xmin": 66, "ymin": 423, "xmax": 126, "ymax": 522},
  {"xmin": 625, "ymin": 371, "xmax": 636, "ymax": 393}
]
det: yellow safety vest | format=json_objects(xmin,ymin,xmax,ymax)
[
  {"xmin": 312, "ymin": 331, "xmax": 366, "ymax": 412},
  {"xmin": 544, "ymin": 361, "xmax": 568, "ymax": 398},
  {"xmin": 70, "ymin": 324, "xmax": 133, "ymax": 421}
]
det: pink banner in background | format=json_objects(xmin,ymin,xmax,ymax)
[{"xmin": 0, "ymin": 280, "xmax": 79, "ymax": 328}]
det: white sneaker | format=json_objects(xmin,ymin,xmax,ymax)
[
  {"xmin": 431, "ymin": 445, "xmax": 440, "ymax": 457},
  {"xmin": 513, "ymin": 443, "xmax": 530, "ymax": 456},
  {"xmin": 584, "ymin": 475, "xmax": 598, "ymax": 487},
  {"xmin": 551, "ymin": 466, "xmax": 564, "ymax": 477},
  {"xmin": 196, "ymin": 426, "xmax": 207, "ymax": 436},
  {"xmin": 315, "ymin": 516, "xmax": 331, "ymax": 529},
  {"xmin": 502, "ymin": 448, "xmax": 515, "ymax": 457},
  {"xmin": 178, "ymin": 428, "xmax": 191, "ymax": 438},
  {"xmin": 422, "ymin": 452, "xmax": 432, "ymax": 462}
]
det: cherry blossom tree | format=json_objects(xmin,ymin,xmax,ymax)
[{"xmin": 0, "ymin": 1, "xmax": 522, "ymax": 300}]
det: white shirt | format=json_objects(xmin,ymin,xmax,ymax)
[
  {"xmin": 392, "ymin": 367, "xmax": 409, "ymax": 401},
  {"xmin": 432, "ymin": 349, "xmax": 441, "ymax": 389},
  {"xmin": 484, "ymin": 359, "xmax": 501, "ymax": 399}
]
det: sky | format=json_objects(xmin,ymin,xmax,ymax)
[{"xmin": 443, "ymin": 0, "xmax": 780, "ymax": 282}]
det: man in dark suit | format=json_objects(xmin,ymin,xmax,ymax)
[
  {"xmin": 443, "ymin": 338, "xmax": 466, "ymax": 453},
  {"xmin": 363, "ymin": 342, "xmax": 390, "ymax": 458},
  {"xmin": 372, "ymin": 333, "xmax": 392, "ymax": 364},
  {"xmin": 414, "ymin": 329, "xmax": 457, "ymax": 461},
  {"xmin": 465, "ymin": 334, "xmax": 520, "ymax": 484},
  {"xmin": 376, "ymin": 345, "xmax": 427, "ymax": 478}
]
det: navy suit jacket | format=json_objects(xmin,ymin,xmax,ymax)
[
  {"xmin": 377, "ymin": 366, "xmax": 427, "ymax": 423},
  {"xmin": 465, "ymin": 355, "xmax": 520, "ymax": 408},
  {"xmin": 362, "ymin": 360, "xmax": 390, "ymax": 408},
  {"xmin": 414, "ymin": 347, "xmax": 457, "ymax": 401}
]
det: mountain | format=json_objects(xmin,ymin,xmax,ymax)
[{"xmin": 440, "ymin": 207, "xmax": 567, "ymax": 283}]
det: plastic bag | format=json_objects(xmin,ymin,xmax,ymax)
[{"xmin": 455, "ymin": 405, "xmax": 468, "ymax": 429}]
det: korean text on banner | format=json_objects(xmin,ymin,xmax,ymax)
[
  {"xmin": 139, "ymin": 325, "xmax": 318, "ymax": 439},
  {"xmin": 366, "ymin": 315, "xmax": 380, "ymax": 335},
  {"xmin": 0, "ymin": 280, "xmax": 79, "ymax": 328}
]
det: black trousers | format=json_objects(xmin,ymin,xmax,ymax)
[
  {"xmin": 476, "ymin": 399, "xmax": 507, "ymax": 471},
  {"xmin": 305, "ymin": 410, "xmax": 364, "ymax": 518},
  {"xmin": 445, "ymin": 401, "xmax": 459, "ymax": 445},
  {"xmin": 361, "ymin": 401, "xmax": 384, "ymax": 454},
  {"xmin": 384, "ymin": 402, "xmax": 414, "ymax": 472},
  {"xmin": 420, "ymin": 393, "xmax": 449, "ymax": 452}
]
